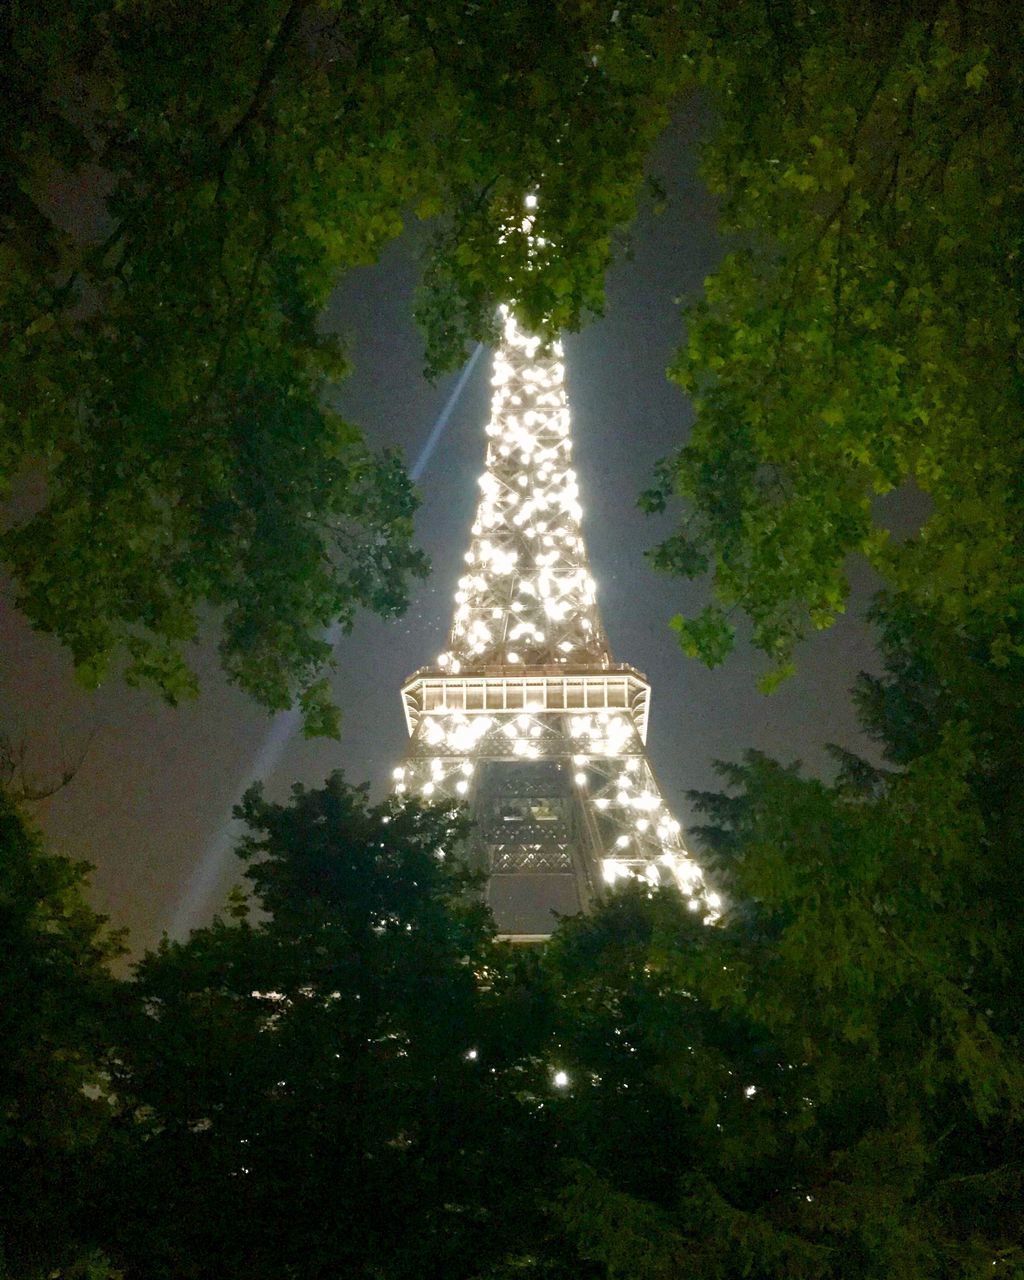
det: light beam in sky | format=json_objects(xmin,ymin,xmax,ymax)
[
  {"xmin": 410, "ymin": 343, "xmax": 483, "ymax": 481},
  {"xmin": 166, "ymin": 345, "xmax": 485, "ymax": 939},
  {"xmin": 167, "ymin": 697, "xmax": 307, "ymax": 939}
]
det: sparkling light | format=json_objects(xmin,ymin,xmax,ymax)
[
  {"xmin": 388, "ymin": 307, "xmax": 719, "ymax": 928},
  {"xmin": 436, "ymin": 308, "xmax": 607, "ymax": 672}
]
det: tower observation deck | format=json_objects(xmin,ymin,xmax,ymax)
[{"xmin": 395, "ymin": 308, "xmax": 713, "ymax": 940}]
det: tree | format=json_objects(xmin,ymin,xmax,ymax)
[
  {"xmin": 536, "ymin": 777, "xmax": 1022, "ymax": 1277},
  {"xmin": 642, "ymin": 0, "xmax": 1023, "ymax": 683},
  {"xmin": 541, "ymin": 886, "xmax": 831, "ymax": 1280},
  {"xmin": 535, "ymin": 593, "xmax": 1024, "ymax": 1278},
  {"xmin": 101, "ymin": 775, "xmax": 563, "ymax": 1280},
  {"xmin": 1, "ymin": 0, "xmax": 690, "ymax": 731},
  {"xmin": 610, "ymin": 13, "xmax": 1024, "ymax": 1259},
  {"xmin": 7, "ymin": 610, "xmax": 1018, "ymax": 1278},
  {"xmin": 0, "ymin": 788, "xmax": 125, "ymax": 1279}
]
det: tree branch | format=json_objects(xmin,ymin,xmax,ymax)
[{"xmin": 218, "ymin": 0, "xmax": 308, "ymax": 161}]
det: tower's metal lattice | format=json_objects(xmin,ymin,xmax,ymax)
[{"xmin": 395, "ymin": 309, "xmax": 715, "ymax": 939}]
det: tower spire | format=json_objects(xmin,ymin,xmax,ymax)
[
  {"xmin": 439, "ymin": 308, "xmax": 609, "ymax": 672},
  {"xmin": 396, "ymin": 310, "xmax": 714, "ymax": 940}
]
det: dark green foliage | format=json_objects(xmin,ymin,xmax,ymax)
[
  {"xmin": 4, "ymin": 674, "xmax": 1022, "ymax": 1279},
  {"xmin": 619, "ymin": 13, "xmax": 1024, "ymax": 1259},
  {"xmin": 1, "ymin": 0, "xmax": 691, "ymax": 729},
  {"xmin": 538, "ymin": 593, "xmax": 1024, "ymax": 1278},
  {"xmin": 4, "ymin": 5, "xmax": 1023, "ymax": 1273},
  {"xmin": 645, "ymin": 0, "xmax": 1024, "ymax": 679},
  {"xmin": 0, "ymin": 791, "xmax": 124, "ymax": 1279},
  {"xmin": 101, "ymin": 776, "xmax": 557, "ymax": 1280}
]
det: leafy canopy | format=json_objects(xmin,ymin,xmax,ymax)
[
  {"xmin": 5, "ymin": 610, "xmax": 1023, "ymax": 1280},
  {"xmin": 101, "ymin": 776, "xmax": 563, "ymax": 1280},
  {"xmin": 642, "ymin": 0, "xmax": 1024, "ymax": 681},
  {"xmin": 538, "ymin": 594, "xmax": 1024, "ymax": 1278},
  {"xmin": 0, "ymin": 788, "xmax": 124, "ymax": 1279},
  {"xmin": 2, "ymin": 0, "xmax": 690, "ymax": 731}
]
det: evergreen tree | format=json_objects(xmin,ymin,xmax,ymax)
[
  {"xmin": 0, "ymin": 790, "xmax": 124, "ymax": 1279},
  {"xmin": 103, "ymin": 776, "xmax": 558, "ymax": 1279},
  {"xmin": 538, "ymin": 596, "xmax": 1024, "ymax": 1277}
]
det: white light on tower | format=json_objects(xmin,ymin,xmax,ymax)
[{"xmin": 392, "ymin": 303, "xmax": 717, "ymax": 940}]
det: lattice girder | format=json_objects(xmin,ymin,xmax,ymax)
[
  {"xmin": 437, "ymin": 309, "xmax": 610, "ymax": 672},
  {"xmin": 395, "ymin": 300, "xmax": 716, "ymax": 939},
  {"xmin": 394, "ymin": 705, "xmax": 709, "ymax": 912}
]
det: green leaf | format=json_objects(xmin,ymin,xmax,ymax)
[{"xmin": 670, "ymin": 604, "xmax": 734, "ymax": 665}]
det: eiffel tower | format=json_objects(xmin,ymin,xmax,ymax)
[{"xmin": 395, "ymin": 307, "xmax": 714, "ymax": 940}]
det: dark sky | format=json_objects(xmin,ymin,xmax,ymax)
[{"xmin": 0, "ymin": 112, "xmax": 881, "ymax": 955}]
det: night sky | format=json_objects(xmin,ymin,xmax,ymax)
[{"xmin": 0, "ymin": 111, "xmax": 882, "ymax": 955}]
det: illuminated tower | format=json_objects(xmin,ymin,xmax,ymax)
[{"xmin": 395, "ymin": 308, "xmax": 714, "ymax": 940}]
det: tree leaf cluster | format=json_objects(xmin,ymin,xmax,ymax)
[
  {"xmin": 0, "ymin": 791, "xmax": 124, "ymax": 1280},
  {"xmin": 645, "ymin": 0, "xmax": 1024, "ymax": 678},
  {"xmin": 5, "ymin": 606, "xmax": 1021, "ymax": 1280},
  {"xmin": 1, "ymin": 0, "xmax": 692, "ymax": 729}
]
